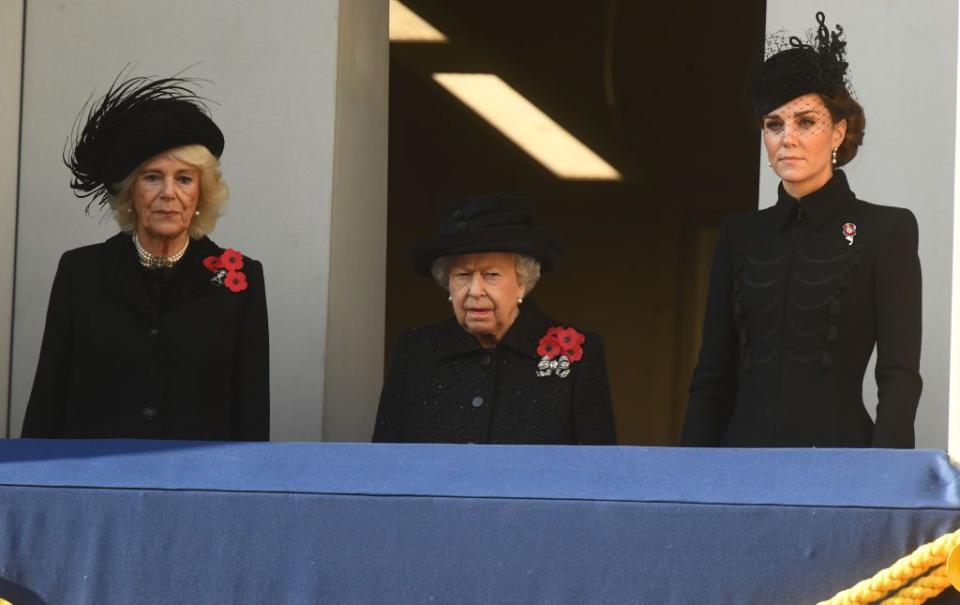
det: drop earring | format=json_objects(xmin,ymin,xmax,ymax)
[{"xmin": 832, "ymin": 148, "xmax": 838, "ymax": 165}]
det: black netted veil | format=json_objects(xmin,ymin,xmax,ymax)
[
  {"xmin": 748, "ymin": 11, "xmax": 851, "ymax": 116},
  {"xmin": 65, "ymin": 70, "xmax": 224, "ymax": 211}
]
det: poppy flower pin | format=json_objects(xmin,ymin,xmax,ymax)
[
  {"xmin": 842, "ymin": 222, "xmax": 857, "ymax": 246},
  {"xmin": 203, "ymin": 248, "xmax": 248, "ymax": 293},
  {"xmin": 536, "ymin": 326, "xmax": 585, "ymax": 379}
]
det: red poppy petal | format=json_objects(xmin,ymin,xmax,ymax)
[
  {"xmin": 220, "ymin": 248, "xmax": 245, "ymax": 271},
  {"xmin": 203, "ymin": 256, "xmax": 222, "ymax": 271},
  {"xmin": 224, "ymin": 270, "xmax": 248, "ymax": 292}
]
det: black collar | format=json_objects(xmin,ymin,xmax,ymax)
[
  {"xmin": 436, "ymin": 299, "xmax": 556, "ymax": 359},
  {"xmin": 99, "ymin": 233, "xmax": 223, "ymax": 321},
  {"xmin": 775, "ymin": 170, "xmax": 857, "ymax": 232}
]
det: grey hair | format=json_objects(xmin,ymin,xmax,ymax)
[
  {"xmin": 431, "ymin": 253, "xmax": 542, "ymax": 294},
  {"xmin": 108, "ymin": 144, "xmax": 229, "ymax": 239}
]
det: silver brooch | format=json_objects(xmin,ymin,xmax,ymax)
[{"xmin": 536, "ymin": 354, "xmax": 571, "ymax": 379}]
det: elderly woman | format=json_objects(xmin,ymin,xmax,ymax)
[
  {"xmin": 681, "ymin": 12, "xmax": 921, "ymax": 447},
  {"xmin": 21, "ymin": 74, "xmax": 269, "ymax": 440},
  {"xmin": 373, "ymin": 194, "xmax": 616, "ymax": 444}
]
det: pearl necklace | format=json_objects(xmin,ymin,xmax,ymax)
[{"xmin": 133, "ymin": 233, "xmax": 189, "ymax": 269}]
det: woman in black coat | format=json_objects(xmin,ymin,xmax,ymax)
[
  {"xmin": 681, "ymin": 12, "xmax": 922, "ymax": 448},
  {"xmin": 373, "ymin": 194, "xmax": 616, "ymax": 444},
  {"xmin": 22, "ymin": 74, "xmax": 269, "ymax": 440}
]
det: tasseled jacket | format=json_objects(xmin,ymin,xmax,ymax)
[{"xmin": 682, "ymin": 171, "xmax": 922, "ymax": 447}]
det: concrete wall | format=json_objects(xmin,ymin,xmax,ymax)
[
  {"xmin": 0, "ymin": 1, "xmax": 25, "ymax": 438},
  {"xmin": 324, "ymin": 0, "xmax": 389, "ymax": 440},
  {"xmin": 5, "ymin": 0, "xmax": 387, "ymax": 440},
  {"xmin": 760, "ymin": 3, "xmax": 958, "ymax": 449}
]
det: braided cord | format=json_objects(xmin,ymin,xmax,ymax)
[{"xmin": 818, "ymin": 529, "xmax": 960, "ymax": 605}]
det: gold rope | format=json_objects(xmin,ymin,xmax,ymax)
[{"xmin": 818, "ymin": 528, "xmax": 960, "ymax": 605}]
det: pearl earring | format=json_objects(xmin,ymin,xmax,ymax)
[
  {"xmin": 448, "ymin": 295, "xmax": 452, "ymax": 302},
  {"xmin": 126, "ymin": 208, "xmax": 133, "ymax": 213},
  {"xmin": 832, "ymin": 148, "xmax": 838, "ymax": 165},
  {"xmin": 194, "ymin": 210, "xmax": 200, "ymax": 216},
  {"xmin": 518, "ymin": 297, "xmax": 523, "ymax": 305},
  {"xmin": 767, "ymin": 161, "xmax": 772, "ymax": 167}
]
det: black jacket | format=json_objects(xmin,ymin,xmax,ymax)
[
  {"xmin": 22, "ymin": 233, "xmax": 269, "ymax": 440},
  {"xmin": 682, "ymin": 171, "xmax": 922, "ymax": 447},
  {"xmin": 373, "ymin": 301, "xmax": 616, "ymax": 444}
]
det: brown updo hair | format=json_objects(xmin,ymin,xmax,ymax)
[{"xmin": 817, "ymin": 87, "xmax": 866, "ymax": 166}]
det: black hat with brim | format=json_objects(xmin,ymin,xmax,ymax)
[
  {"xmin": 66, "ymin": 74, "xmax": 224, "ymax": 209},
  {"xmin": 100, "ymin": 99, "xmax": 224, "ymax": 186},
  {"xmin": 411, "ymin": 194, "xmax": 562, "ymax": 276}
]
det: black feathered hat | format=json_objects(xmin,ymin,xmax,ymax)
[
  {"xmin": 411, "ymin": 193, "xmax": 562, "ymax": 276},
  {"xmin": 748, "ymin": 11, "xmax": 850, "ymax": 116},
  {"xmin": 65, "ymin": 71, "xmax": 224, "ymax": 209}
]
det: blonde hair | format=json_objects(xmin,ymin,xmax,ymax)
[
  {"xmin": 431, "ymin": 253, "xmax": 542, "ymax": 294},
  {"xmin": 108, "ymin": 144, "xmax": 229, "ymax": 239}
]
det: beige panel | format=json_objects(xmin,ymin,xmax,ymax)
[
  {"xmin": 323, "ymin": 0, "xmax": 389, "ymax": 441},
  {"xmin": 0, "ymin": 1, "xmax": 24, "ymax": 437}
]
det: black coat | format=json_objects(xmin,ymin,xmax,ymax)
[
  {"xmin": 373, "ymin": 301, "xmax": 616, "ymax": 444},
  {"xmin": 22, "ymin": 233, "xmax": 269, "ymax": 440},
  {"xmin": 682, "ymin": 171, "xmax": 922, "ymax": 447}
]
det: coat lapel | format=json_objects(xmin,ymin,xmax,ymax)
[
  {"xmin": 98, "ymin": 234, "xmax": 224, "ymax": 322},
  {"xmin": 499, "ymin": 300, "xmax": 554, "ymax": 359},
  {"xmin": 173, "ymin": 236, "xmax": 222, "ymax": 307},
  {"xmin": 99, "ymin": 233, "xmax": 158, "ymax": 323}
]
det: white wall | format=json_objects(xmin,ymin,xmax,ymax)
[
  {"xmin": 0, "ymin": 1, "xmax": 25, "ymax": 438},
  {"xmin": 7, "ymin": 0, "xmax": 388, "ymax": 440},
  {"xmin": 323, "ymin": 0, "xmax": 389, "ymax": 441},
  {"xmin": 760, "ymin": 3, "xmax": 958, "ymax": 449}
]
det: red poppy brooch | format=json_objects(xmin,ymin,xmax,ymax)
[
  {"xmin": 203, "ymin": 248, "xmax": 248, "ymax": 293},
  {"xmin": 536, "ymin": 326, "xmax": 585, "ymax": 378},
  {"xmin": 842, "ymin": 222, "xmax": 857, "ymax": 246}
]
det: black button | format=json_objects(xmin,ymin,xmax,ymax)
[
  {"xmin": 480, "ymin": 354, "xmax": 491, "ymax": 365},
  {"xmin": 145, "ymin": 364, "xmax": 160, "ymax": 379},
  {"xmin": 141, "ymin": 406, "xmax": 158, "ymax": 421},
  {"xmin": 147, "ymin": 328, "xmax": 160, "ymax": 341},
  {"xmin": 471, "ymin": 396, "xmax": 484, "ymax": 408},
  {"xmin": 451, "ymin": 209, "xmax": 464, "ymax": 220}
]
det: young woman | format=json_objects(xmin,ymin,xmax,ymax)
[{"xmin": 682, "ymin": 13, "xmax": 921, "ymax": 447}]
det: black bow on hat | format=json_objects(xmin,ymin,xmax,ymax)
[
  {"xmin": 411, "ymin": 193, "xmax": 562, "ymax": 276},
  {"xmin": 748, "ymin": 11, "xmax": 850, "ymax": 116}
]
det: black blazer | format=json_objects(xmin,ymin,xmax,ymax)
[
  {"xmin": 22, "ymin": 233, "xmax": 269, "ymax": 440},
  {"xmin": 373, "ymin": 301, "xmax": 616, "ymax": 444},
  {"xmin": 682, "ymin": 171, "xmax": 922, "ymax": 447}
]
